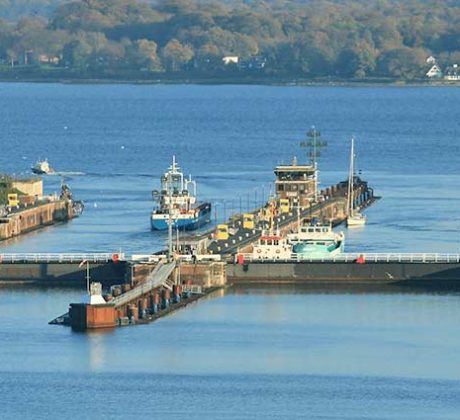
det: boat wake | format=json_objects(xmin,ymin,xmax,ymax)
[{"xmin": 48, "ymin": 171, "xmax": 86, "ymax": 176}]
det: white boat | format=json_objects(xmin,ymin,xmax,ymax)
[
  {"xmin": 31, "ymin": 159, "xmax": 54, "ymax": 175},
  {"xmin": 251, "ymin": 220, "xmax": 345, "ymax": 260},
  {"xmin": 287, "ymin": 221, "xmax": 345, "ymax": 257},
  {"xmin": 252, "ymin": 230, "xmax": 292, "ymax": 260},
  {"xmin": 346, "ymin": 137, "xmax": 366, "ymax": 227}
]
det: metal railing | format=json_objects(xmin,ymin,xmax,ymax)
[
  {"xmin": 0, "ymin": 253, "xmax": 125, "ymax": 263},
  {"xmin": 235, "ymin": 253, "xmax": 460, "ymax": 264}
]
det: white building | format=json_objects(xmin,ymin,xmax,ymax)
[
  {"xmin": 444, "ymin": 64, "xmax": 460, "ymax": 81},
  {"xmin": 426, "ymin": 64, "xmax": 443, "ymax": 79},
  {"xmin": 222, "ymin": 56, "xmax": 239, "ymax": 65}
]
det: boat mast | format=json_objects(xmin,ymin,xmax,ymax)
[
  {"xmin": 168, "ymin": 161, "xmax": 173, "ymax": 260},
  {"xmin": 347, "ymin": 137, "xmax": 355, "ymax": 218}
]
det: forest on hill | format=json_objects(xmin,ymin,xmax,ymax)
[{"xmin": 0, "ymin": 0, "xmax": 459, "ymax": 81}]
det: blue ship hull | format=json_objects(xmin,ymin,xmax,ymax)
[{"xmin": 151, "ymin": 204, "xmax": 211, "ymax": 231}]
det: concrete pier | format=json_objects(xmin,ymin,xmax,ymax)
[
  {"xmin": 206, "ymin": 178, "xmax": 377, "ymax": 256},
  {"xmin": 61, "ymin": 259, "xmax": 227, "ymax": 330},
  {"xmin": 0, "ymin": 199, "xmax": 80, "ymax": 242}
]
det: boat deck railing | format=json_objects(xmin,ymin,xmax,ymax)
[
  {"xmin": 235, "ymin": 253, "xmax": 460, "ymax": 264},
  {"xmin": 0, "ymin": 253, "xmax": 125, "ymax": 264}
]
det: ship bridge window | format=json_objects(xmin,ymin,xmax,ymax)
[
  {"xmin": 274, "ymin": 240, "xmax": 279, "ymax": 245},
  {"xmin": 267, "ymin": 240, "xmax": 273, "ymax": 245}
]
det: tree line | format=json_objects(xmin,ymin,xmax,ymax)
[{"xmin": 0, "ymin": 0, "xmax": 459, "ymax": 81}]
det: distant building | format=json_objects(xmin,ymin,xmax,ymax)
[
  {"xmin": 426, "ymin": 56, "xmax": 436, "ymax": 65},
  {"xmin": 444, "ymin": 64, "xmax": 460, "ymax": 81},
  {"xmin": 222, "ymin": 56, "xmax": 239, "ymax": 65},
  {"xmin": 426, "ymin": 64, "xmax": 443, "ymax": 79},
  {"xmin": 12, "ymin": 178, "xmax": 43, "ymax": 197},
  {"xmin": 38, "ymin": 54, "xmax": 60, "ymax": 65}
]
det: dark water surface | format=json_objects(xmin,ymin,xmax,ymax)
[{"xmin": 1, "ymin": 84, "xmax": 460, "ymax": 418}]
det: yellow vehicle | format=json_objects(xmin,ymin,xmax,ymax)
[
  {"xmin": 243, "ymin": 213, "xmax": 255, "ymax": 229},
  {"xmin": 215, "ymin": 224, "xmax": 229, "ymax": 241},
  {"xmin": 7, "ymin": 193, "xmax": 19, "ymax": 207},
  {"xmin": 279, "ymin": 198, "xmax": 290, "ymax": 214}
]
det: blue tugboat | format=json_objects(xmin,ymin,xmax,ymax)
[{"xmin": 150, "ymin": 157, "xmax": 211, "ymax": 231}]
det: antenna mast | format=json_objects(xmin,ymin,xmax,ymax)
[{"xmin": 300, "ymin": 126, "xmax": 327, "ymax": 203}]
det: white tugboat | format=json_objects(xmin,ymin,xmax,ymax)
[
  {"xmin": 252, "ymin": 230, "xmax": 292, "ymax": 260},
  {"xmin": 31, "ymin": 159, "xmax": 54, "ymax": 175}
]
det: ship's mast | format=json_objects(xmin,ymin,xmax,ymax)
[
  {"xmin": 168, "ymin": 168, "xmax": 173, "ymax": 259},
  {"xmin": 347, "ymin": 137, "xmax": 355, "ymax": 217}
]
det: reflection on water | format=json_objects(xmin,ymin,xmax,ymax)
[
  {"xmin": 2, "ymin": 285, "xmax": 460, "ymax": 378},
  {"xmin": 2, "ymin": 284, "xmax": 460, "ymax": 417},
  {"xmin": 84, "ymin": 330, "xmax": 113, "ymax": 371}
]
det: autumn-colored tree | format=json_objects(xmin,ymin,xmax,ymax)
[{"xmin": 161, "ymin": 38, "xmax": 193, "ymax": 71}]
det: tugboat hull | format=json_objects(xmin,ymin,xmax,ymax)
[{"xmin": 151, "ymin": 204, "xmax": 211, "ymax": 231}]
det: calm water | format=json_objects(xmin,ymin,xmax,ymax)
[
  {"xmin": 1, "ymin": 84, "xmax": 460, "ymax": 418},
  {"xmin": 0, "ymin": 83, "xmax": 459, "ymax": 253}
]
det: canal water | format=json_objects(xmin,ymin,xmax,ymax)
[{"xmin": 1, "ymin": 84, "xmax": 460, "ymax": 418}]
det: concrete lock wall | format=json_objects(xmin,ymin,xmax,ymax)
[
  {"xmin": 0, "ymin": 262, "xmax": 127, "ymax": 287},
  {"xmin": 179, "ymin": 262, "xmax": 227, "ymax": 287},
  {"xmin": 227, "ymin": 262, "xmax": 460, "ymax": 285}
]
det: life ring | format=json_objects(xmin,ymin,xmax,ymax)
[
  {"xmin": 275, "ymin": 249, "xmax": 281, "ymax": 254},
  {"xmin": 257, "ymin": 249, "xmax": 262, "ymax": 253}
]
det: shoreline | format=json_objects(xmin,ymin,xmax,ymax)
[{"xmin": 0, "ymin": 75, "xmax": 459, "ymax": 87}]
